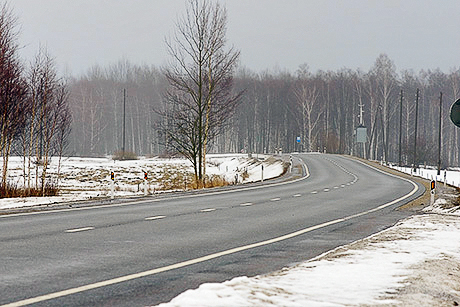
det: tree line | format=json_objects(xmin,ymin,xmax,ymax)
[
  {"xmin": 67, "ymin": 54, "xmax": 460, "ymax": 168},
  {"xmin": 0, "ymin": 4, "xmax": 71, "ymax": 196}
]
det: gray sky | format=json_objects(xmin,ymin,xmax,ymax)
[{"xmin": 12, "ymin": 0, "xmax": 460, "ymax": 76}]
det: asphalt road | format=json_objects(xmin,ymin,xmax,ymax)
[{"xmin": 0, "ymin": 154, "xmax": 424, "ymax": 306}]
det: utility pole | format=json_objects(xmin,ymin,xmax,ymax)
[
  {"xmin": 122, "ymin": 88, "xmax": 126, "ymax": 159},
  {"xmin": 379, "ymin": 105, "xmax": 386, "ymax": 163},
  {"xmin": 358, "ymin": 101, "xmax": 366, "ymax": 159},
  {"xmin": 399, "ymin": 90, "xmax": 403, "ymax": 166},
  {"xmin": 437, "ymin": 92, "xmax": 442, "ymax": 175},
  {"xmin": 413, "ymin": 88, "xmax": 419, "ymax": 172}
]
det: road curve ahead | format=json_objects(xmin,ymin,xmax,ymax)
[{"xmin": 0, "ymin": 154, "xmax": 424, "ymax": 307}]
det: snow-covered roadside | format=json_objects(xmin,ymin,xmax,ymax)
[
  {"xmin": 155, "ymin": 195, "xmax": 460, "ymax": 306},
  {"xmin": 0, "ymin": 154, "xmax": 285, "ymax": 210},
  {"xmin": 388, "ymin": 163, "xmax": 460, "ymax": 188}
]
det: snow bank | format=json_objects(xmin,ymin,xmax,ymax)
[
  {"xmin": 423, "ymin": 198, "xmax": 460, "ymax": 216},
  {"xmin": 209, "ymin": 154, "xmax": 285, "ymax": 184}
]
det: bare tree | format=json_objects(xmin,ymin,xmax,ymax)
[
  {"xmin": 371, "ymin": 54, "xmax": 398, "ymax": 162},
  {"xmin": 292, "ymin": 65, "xmax": 321, "ymax": 152},
  {"xmin": 0, "ymin": 3, "xmax": 27, "ymax": 192},
  {"xmin": 52, "ymin": 83, "xmax": 72, "ymax": 182},
  {"xmin": 161, "ymin": 0, "xmax": 241, "ymax": 186},
  {"xmin": 26, "ymin": 48, "xmax": 71, "ymax": 195}
]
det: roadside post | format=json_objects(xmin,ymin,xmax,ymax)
[
  {"xmin": 144, "ymin": 171, "xmax": 148, "ymax": 196},
  {"xmin": 444, "ymin": 170, "xmax": 447, "ymax": 188},
  {"xmin": 430, "ymin": 179, "xmax": 435, "ymax": 206},
  {"xmin": 289, "ymin": 154, "xmax": 293, "ymax": 173},
  {"xmin": 110, "ymin": 171, "xmax": 115, "ymax": 199},
  {"xmin": 261, "ymin": 164, "xmax": 264, "ymax": 183}
]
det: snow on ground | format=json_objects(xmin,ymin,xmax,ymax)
[
  {"xmin": 156, "ymin": 175, "xmax": 460, "ymax": 307},
  {"xmin": 0, "ymin": 154, "xmax": 285, "ymax": 210}
]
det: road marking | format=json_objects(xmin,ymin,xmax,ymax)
[
  {"xmin": 324, "ymin": 188, "xmax": 330, "ymax": 192},
  {"xmin": 2, "ymin": 156, "xmax": 420, "ymax": 307},
  {"xmin": 341, "ymin": 184, "xmax": 345, "ymax": 188},
  {"xmin": 270, "ymin": 197, "xmax": 281, "ymax": 201},
  {"xmin": 311, "ymin": 191, "xmax": 318, "ymax": 194},
  {"xmin": 200, "ymin": 208, "xmax": 216, "ymax": 212},
  {"xmin": 145, "ymin": 216, "xmax": 166, "ymax": 221},
  {"xmin": 334, "ymin": 186, "xmax": 339, "ymax": 189},
  {"xmin": 239, "ymin": 202, "xmax": 253, "ymax": 207},
  {"xmin": 65, "ymin": 227, "xmax": 95, "ymax": 233},
  {"xmin": 293, "ymin": 194, "xmax": 302, "ymax": 197}
]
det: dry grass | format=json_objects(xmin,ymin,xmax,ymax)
[
  {"xmin": 155, "ymin": 170, "xmax": 230, "ymax": 191},
  {"xmin": 0, "ymin": 183, "xmax": 59, "ymax": 198}
]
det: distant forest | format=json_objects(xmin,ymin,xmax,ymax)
[{"xmin": 68, "ymin": 54, "xmax": 460, "ymax": 167}]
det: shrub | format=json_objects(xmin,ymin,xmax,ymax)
[{"xmin": 113, "ymin": 151, "xmax": 138, "ymax": 161}]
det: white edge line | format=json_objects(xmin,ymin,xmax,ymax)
[
  {"xmin": 1, "ymin": 156, "xmax": 419, "ymax": 307},
  {"xmin": 1, "ymin": 157, "xmax": 310, "ymax": 219}
]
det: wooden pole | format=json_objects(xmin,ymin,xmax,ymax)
[
  {"xmin": 413, "ymin": 88, "xmax": 419, "ymax": 172},
  {"xmin": 399, "ymin": 90, "xmax": 403, "ymax": 166},
  {"xmin": 437, "ymin": 92, "xmax": 442, "ymax": 175}
]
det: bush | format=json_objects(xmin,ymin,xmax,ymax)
[{"xmin": 113, "ymin": 151, "xmax": 138, "ymax": 160}]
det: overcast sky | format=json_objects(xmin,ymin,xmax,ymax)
[{"xmin": 11, "ymin": 0, "xmax": 460, "ymax": 77}]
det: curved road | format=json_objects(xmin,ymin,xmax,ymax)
[{"xmin": 0, "ymin": 154, "xmax": 424, "ymax": 306}]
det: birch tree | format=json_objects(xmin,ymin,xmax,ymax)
[
  {"xmin": 293, "ymin": 66, "xmax": 321, "ymax": 152},
  {"xmin": 0, "ymin": 3, "xmax": 27, "ymax": 192}
]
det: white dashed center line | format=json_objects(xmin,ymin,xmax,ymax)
[
  {"xmin": 240, "ymin": 202, "xmax": 253, "ymax": 207},
  {"xmin": 270, "ymin": 197, "xmax": 281, "ymax": 201},
  {"xmin": 65, "ymin": 227, "xmax": 95, "ymax": 233},
  {"xmin": 311, "ymin": 191, "xmax": 318, "ymax": 194},
  {"xmin": 293, "ymin": 194, "xmax": 302, "ymax": 197},
  {"xmin": 200, "ymin": 208, "xmax": 216, "ymax": 212},
  {"xmin": 145, "ymin": 216, "xmax": 166, "ymax": 221},
  {"xmin": 324, "ymin": 188, "xmax": 330, "ymax": 192}
]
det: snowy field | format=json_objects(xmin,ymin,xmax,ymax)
[
  {"xmin": 155, "ymin": 166, "xmax": 460, "ymax": 307},
  {"xmin": 0, "ymin": 154, "xmax": 285, "ymax": 210}
]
